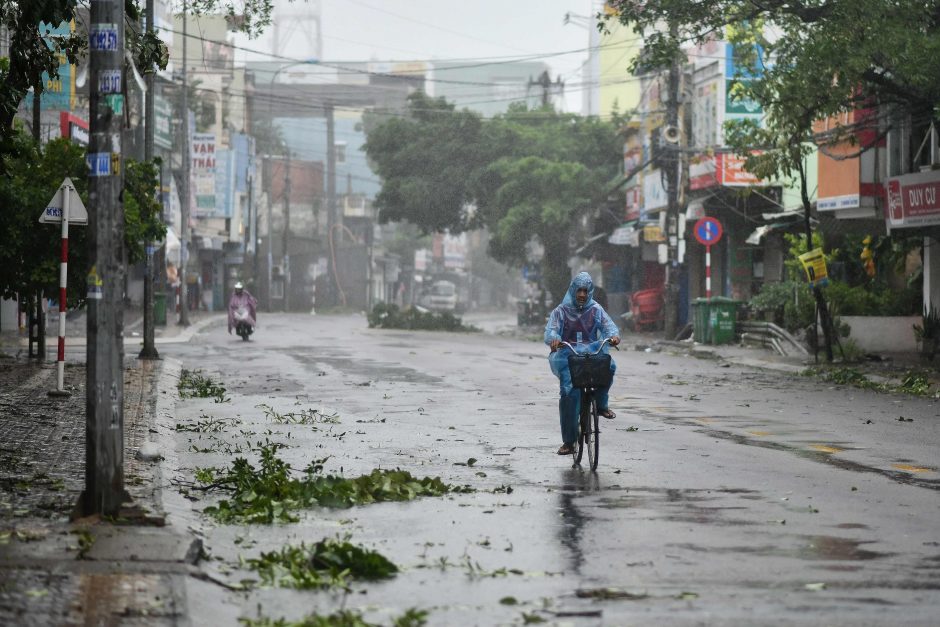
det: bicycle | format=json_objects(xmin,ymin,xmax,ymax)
[{"xmin": 559, "ymin": 337, "xmax": 618, "ymax": 471}]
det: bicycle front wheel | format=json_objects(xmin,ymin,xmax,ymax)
[{"xmin": 585, "ymin": 396, "xmax": 599, "ymax": 471}]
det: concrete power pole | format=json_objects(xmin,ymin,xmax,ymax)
[
  {"xmin": 31, "ymin": 82, "xmax": 46, "ymax": 359},
  {"xmin": 139, "ymin": 0, "xmax": 159, "ymax": 360},
  {"xmin": 178, "ymin": 0, "xmax": 191, "ymax": 326},
  {"xmin": 282, "ymin": 151, "xmax": 291, "ymax": 311},
  {"xmin": 84, "ymin": 0, "xmax": 126, "ymax": 516},
  {"xmin": 662, "ymin": 25, "xmax": 683, "ymax": 339},
  {"xmin": 326, "ymin": 103, "xmax": 337, "ymax": 306}
]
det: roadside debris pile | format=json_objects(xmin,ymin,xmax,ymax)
[{"xmin": 367, "ymin": 303, "xmax": 479, "ymax": 332}]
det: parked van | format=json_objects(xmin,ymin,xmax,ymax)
[{"xmin": 420, "ymin": 280, "xmax": 458, "ymax": 312}]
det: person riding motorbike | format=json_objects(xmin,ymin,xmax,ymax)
[
  {"xmin": 544, "ymin": 272, "xmax": 620, "ymax": 456},
  {"xmin": 228, "ymin": 281, "xmax": 257, "ymax": 337}
]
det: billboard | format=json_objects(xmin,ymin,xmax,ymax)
[
  {"xmin": 39, "ymin": 21, "xmax": 75, "ymax": 111},
  {"xmin": 191, "ymin": 133, "xmax": 217, "ymax": 216}
]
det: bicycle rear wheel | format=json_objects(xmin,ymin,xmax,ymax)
[
  {"xmin": 585, "ymin": 396, "xmax": 599, "ymax": 471},
  {"xmin": 575, "ymin": 397, "xmax": 588, "ymax": 465}
]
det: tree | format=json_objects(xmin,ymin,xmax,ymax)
[
  {"xmin": 0, "ymin": 0, "xmax": 278, "ymax": 152},
  {"xmin": 605, "ymin": 0, "xmax": 940, "ymax": 360},
  {"xmin": 0, "ymin": 126, "xmax": 165, "ymax": 305},
  {"xmin": 364, "ymin": 94, "xmax": 622, "ymax": 301}
]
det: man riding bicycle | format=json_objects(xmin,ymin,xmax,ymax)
[{"xmin": 544, "ymin": 272, "xmax": 620, "ymax": 456}]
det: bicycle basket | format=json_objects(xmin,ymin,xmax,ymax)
[{"xmin": 567, "ymin": 352, "xmax": 612, "ymax": 389}]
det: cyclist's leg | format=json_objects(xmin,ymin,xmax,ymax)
[
  {"xmin": 551, "ymin": 352, "xmax": 580, "ymax": 446},
  {"xmin": 596, "ymin": 358, "xmax": 616, "ymax": 413}
]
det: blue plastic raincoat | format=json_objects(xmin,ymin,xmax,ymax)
[{"xmin": 544, "ymin": 272, "xmax": 619, "ymax": 445}]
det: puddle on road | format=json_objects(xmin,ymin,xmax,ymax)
[
  {"xmin": 672, "ymin": 535, "xmax": 891, "ymax": 562},
  {"xmin": 596, "ymin": 486, "xmax": 762, "ymax": 527},
  {"xmin": 633, "ymin": 408, "xmax": 940, "ymax": 491},
  {"xmin": 291, "ymin": 352, "xmax": 442, "ymax": 384}
]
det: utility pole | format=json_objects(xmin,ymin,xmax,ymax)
[
  {"xmin": 139, "ymin": 0, "xmax": 159, "ymax": 360},
  {"xmin": 84, "ymin": 0, "xmax": 126, "ymax": 516},
  {"xmin": 282, "ymin": 151, "xmax": 291, "ymax": 311},
  {"xmin": 178, "ymin": 0, "xmax": 191, "ymax": 326},
  {"xmin": 31, "ymin": 81, "xmax": 46, "ymax": 359},
  {"xmin": 662, "ymin": 24, "xmax": 683, "ymax": 339},
  {"xmin": 326, "ymin": 103, "xmax": 337, "ymax": 307}
]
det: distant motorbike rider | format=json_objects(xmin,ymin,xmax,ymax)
[
  {"xmin": 228, "ymin": 281, "xmax": 257, "ymax": 336},
  {"xmin": 544, "ymin": 272, "xmax": 620, "ymax": 456}
]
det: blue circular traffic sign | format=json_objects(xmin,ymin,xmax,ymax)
[{"xmin": 694, "ymin": 217, "xmax": 723, "ymax": 246}]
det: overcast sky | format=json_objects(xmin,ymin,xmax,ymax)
[{"xmin": 232, "ymin": 0, "xmax": 599, "ymax": 112}]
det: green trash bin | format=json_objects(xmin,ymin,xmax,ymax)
[
  {"xmin": 691, "ymin": 298, "xmax": 710, "ymax": 343},
  {"xmin": 707, "ymin": 297, "xmax": 739, "ymax": 345},
  {"xmin": 154, "ymin": 292, "xmax": 167, "ymax": 326}
]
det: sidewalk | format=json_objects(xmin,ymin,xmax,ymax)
[
  {"xmin": 0, "ymin": 308, "xmax": 224, "ymax": 358},
  {"xmin": 0, "ymin": 351, "xmax": 199, "ymax": 625}
]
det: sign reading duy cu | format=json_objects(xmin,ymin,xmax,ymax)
[{"xmin": 885, "ymin": 169, "xmax": 940, "ymax": 231}]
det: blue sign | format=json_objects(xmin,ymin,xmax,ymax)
[
  {"xmin": 39, "ymin": 21, "xmax": 74, "ymax": 111},
  {"xmin": 98, "ymin": 69, "xmax": 121, "ymax": 94},
  {"xmin": 90, "ymin": 24, "xmax": 118, "ymax": 51},
  {"xmin": 87, "ymin": 153, "xmax": 112, "ymax": 177}
]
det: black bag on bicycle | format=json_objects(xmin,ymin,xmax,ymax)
[{"xmin": 568, "ymin": 352, "xmax": 613, "ymax": 389}]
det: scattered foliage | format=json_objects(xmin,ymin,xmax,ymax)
[
  {"xmin": 258, "ymin": 403, "xmax": 340, "ymax": 425},
  {"xmin": 802, "ymin": 367, "xmax": 939, "ymax": 397},
  {"xmin": 178, "ymin": 369, "xmax": 228, "ymax": 402},
  {"xmin": 238, "ymin": 608, "xmax": 428, "ymax": 627},
  {"xmin": 245, "ymin": 537, "xmax": 398, "ymax": 590},
  {"xmin": 196, "ymin": 443, "xmax": 473, "ymax": 524}
]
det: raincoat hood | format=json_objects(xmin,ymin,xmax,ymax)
[{"xmin": 562, "ymin": 272, "xmax": 595, "ymax": 311}]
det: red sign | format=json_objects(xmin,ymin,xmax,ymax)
[
  {"xmin": 694, "ymin": 217, "xmax": 723, "ymax": 246},
  {"xmin": 886, "ymin": 169, "xmax": 940, "ymax": 230},
  {"xmin": 59, "ymin": 111, "xmax": 88, "ymax": 146},
  {"xmin": 717, "ymin": 153, "xmax": 765, "ymax": 187},
  {"xmin": 688, "ymin": 152, "xmax": 767, "ymax": 190}
]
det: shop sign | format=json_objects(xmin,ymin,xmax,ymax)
[
  {"xmin": 192, "ymin": 133, "xmax": 216, "ymax": 214},
  {"xmin": 154, "ymin": 96, "xmax": 173, "ymax": 149},
  {"xmin": 885, "ymin": 169, "xmax": 940, "ymax": 230}
]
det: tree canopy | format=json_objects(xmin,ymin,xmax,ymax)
[
  {"xmin": 604, "ymin": 0, "xmax": 940, "ymax": 181},
  {"xmin": 364, "ymin": 93, "xmax": 622, "ymax": 301},
  {"xmin": 0, "ymin": 126, "xmax": 164, "ymax": 304},
  {"xmin": 0, "ymin": 0, "xmax": 277, "ymax": 151}
]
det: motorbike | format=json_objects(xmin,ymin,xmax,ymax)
[{"xmin": 233, "ymin": 307, "xmax": 254, "ymax": 341}]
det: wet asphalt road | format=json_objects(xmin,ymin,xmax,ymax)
[{"xmin": 159, "ymin": 313, "xmax": 940, "ymax": 626}]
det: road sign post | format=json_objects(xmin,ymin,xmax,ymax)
[
  {"xmin": 40, "ymin": 178, "xmax": 87, "ymax": 397},
  {"xmin": 694, "ymin": 217, "xmax": 723, "ymax": 299}
]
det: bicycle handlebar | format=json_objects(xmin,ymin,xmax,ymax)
[{"xmin": 557, "ymin": 337, "xmax": 619, "ymax": 355}]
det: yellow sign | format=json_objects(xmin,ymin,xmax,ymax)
[
  {"xmin": 642, "ymin": 225, "xmax": 666, "ymax": 242},
  {"xmin": 799, "ymin": 248, "xmax": 829, "ymax": 288}
]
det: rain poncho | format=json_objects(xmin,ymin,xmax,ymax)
[
  {"xmin": 228, "ymin": 290, "xmax": 257, "ymax": 333},
  {"xmin": 544, "ymin": 272, "xmax": 619, "ymax": 445}
]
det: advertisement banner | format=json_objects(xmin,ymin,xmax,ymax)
[
  {"xmin": 154, "ymin": 96, "xmax": 173, "ymax": 149},
  {"xmin": 799, "ymin": 248, "xmax": 829, "ymax": 288},
  {"xmin": 885, "ymin": 169, "xmax": 940, "ymax": 230},
  {"xmin": 39, "ymin": 21, "xmax": 75, "ymax": 111},
  {"xmin": 642, "ymin": 169, "xmax": 668, "ymax": 214},
  {"xmin": 717, "ymin": 153, "xmax": 765, "ymax": 187},
  {"xmin": 191, "ymin": 133, "xmax": 216, "ymax": 215}
]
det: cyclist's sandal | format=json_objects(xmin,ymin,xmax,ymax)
[
  {"xmin": 557, "ymin": 443, "xmax": 575, "ymax": 455},
  {"xmin": 599, "ymin": 408, "xmax": 616, "ymax": 419}
]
